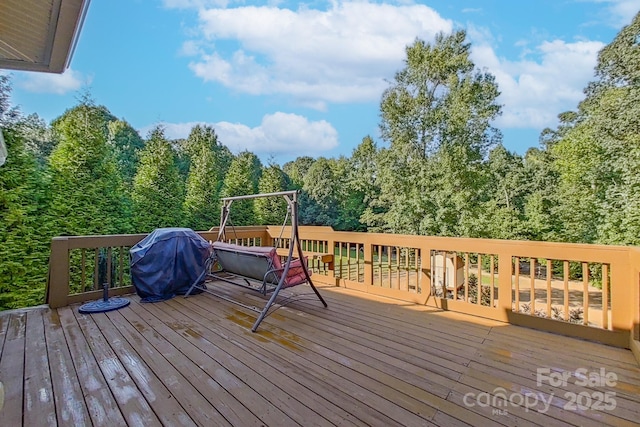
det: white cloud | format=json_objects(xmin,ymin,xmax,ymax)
[
  {"xmin": 141, "ymin": 112, "xmax": 338, "ymax": 156},
  {"xmin": 470, "ymin": 38, "xmax": 604, "ymax": 128},
  {"xmin": 588, "ymin": 0, "xmax": 640, "ymax": 27},
  {"xmin": 185, "ymin": 1, "xmax": 453, "ymax": 108},
  {"xmin": 173, "ymin": 1, "xmax": 616, "ymax": 132},
  {"xmin": 17, "ymin": 68, "xmax": 88, "ymax": 95}
]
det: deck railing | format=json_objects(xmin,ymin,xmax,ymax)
[{"xmin": 46, "ymin": 226, "xmax": 640, "ymax": 357}]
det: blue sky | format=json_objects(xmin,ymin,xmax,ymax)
[{"xmin": 6, "ymin": 0, "xmax": 640, "ymax": 164}]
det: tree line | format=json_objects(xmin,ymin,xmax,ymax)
[{"xmin": 1, "ymin": 12, "xmax": 638, "ymax": 309}]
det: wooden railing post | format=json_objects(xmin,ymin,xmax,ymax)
[
  {"xmin": 611, "ymin": 261, "xmax": 633, "ymax": 332},
  {"xmin": 47, "ymin": 237, "xmax": 70, "ymax": 309}
]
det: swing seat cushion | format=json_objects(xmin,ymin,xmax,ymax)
[{"xmin": 212, "ymin": 242, "xmax": 311, "ymax": 287}]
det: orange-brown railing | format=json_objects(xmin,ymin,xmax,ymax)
[{"xmin": 47, "ymin": 226, "xmax": 640, "ymax": 354}]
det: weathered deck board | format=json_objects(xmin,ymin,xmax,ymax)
[
  {"xmin": 58, "ymin": 306, "xmax": 127, "ymax": 426},
  {"xmin": 132, "ymin": 299, "xmax": 341, "ymax": 427},
  {"xmin": 72, "ymin": 307, "xmax": 161, "ymax": 426},
  {"xmin": 44, "ymin": 308, "xmax": 92, "ymax": 426},
  {"xmin": 104, "ymin": 309, "xmax": 232, "ymax": 426},
  {"xmin": 0, "ymin": 312, "xmax": 26, "ymax": 426},
  {"xmin": 121, "ymin": 300, "xmax": 295, "ymax": 427},
  {"xmin": 169, "ymin": 297, "xmax": 401, "ymax": 427},
  {"xmin": 1, "ymin": 282, "xmax": 639, "ymax": 426},
  {"xmin": 23, "ymin": 309, "xmax": 56, "ymax": 427},
  {"xmin": 90, "ymin": 307, "xmax": 195, "ymax": 426},
  {"xmin": 174, "ymin": 296, "xmax": 415, "ymax": 427},
  {"xmin": 212, "ymin": 288, "xmax": 502, "ymax": 427}
]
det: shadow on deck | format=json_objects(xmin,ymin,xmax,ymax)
[{"xmin": 1, "ymin": 282, "xmax": 639, "ymax": 426}]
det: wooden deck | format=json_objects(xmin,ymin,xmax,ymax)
[{"xmin": 1, "ymin": 282, "xmax": 639, "ymax": 426}]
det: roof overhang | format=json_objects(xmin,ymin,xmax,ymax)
[{"xmin": 0, "ymin": 0, "xmax": 91, "ymax": 74}]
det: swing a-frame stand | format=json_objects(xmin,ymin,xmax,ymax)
[{"xmin": 185, "ymin": 190, "xmax": 328, "ymax": 332}]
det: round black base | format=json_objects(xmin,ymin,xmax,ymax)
[{"xmin": 78, "ymin": 297, "xmax": 130, "ymax": 314}]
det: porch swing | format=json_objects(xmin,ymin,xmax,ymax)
[{"xmin": 184, "ymin": 190, "xmax": 328, "ymax": 332}]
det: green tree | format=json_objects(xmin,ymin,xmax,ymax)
[
  {"xmin": 0, "ymin": 128, "xmax": 51, "ymax": 309},
  {"xmin": 372, "ymin": 30, "xmax": 501, "ymax": 235},
  {"xmin": 220, "ymin": 151, "xmax": 262, "ymax": 226},
  {"xmin": 544, "ymin": 12, "xmax": 640, "ymax": 244},
  {"xmin": 0, "ymin": 78, "xmax": 52, "ymax": 308},
  {"xmin": 14, "ymin": 113, "xmax": 56, "ymax": 165},
  {"xmin": 183, "ymin": 125, "xmax": 229, "ymax": 230},
  {"xmin": 331, "ymin": 155, "xmax": 366, "ymax": 231},
  {"xmin": 522, "ymin": 147, "xmax": 559, "ymax": 241},
  {"xmin": 131, "ymin": 126, "xmax": 184, "ymax": 232},
  {"xmin": 477, "ymin": 145, "xmax": 528, "ymax": 239},
  {"xmin": 49, "ymin": 101, "xmax": 131, "ymax": 236},
  {"xmin": 283, "ymin": 156, "xmax": 315, "ymax": 189},
  {"xmin": 0, "ymin": 75, "xmax": 19, "ymax": 125},
  {"xmin": 380, "ymin": 30, "xmax": 501, "ymax": 159},
  {"xmin": 255, "ymin": 162, "xmax": 289, "ymax": 225},
  {"xmin": 107, "ymin": 119, "xmax": 145, "ymax": 184},
  {"xmin": 300, "ymin": 157, "xmax": 340, "ymax": 226},
  {"xmin": 350, "ymin": 136, "xmax": 382, "ymax": 231},
  {"xmin": 550, "ymin": 123, "xmax": 605, "ymax": 243},
  {"xmin": 590, "ymin": 12, "xmax": 640, "ymax": 244}
]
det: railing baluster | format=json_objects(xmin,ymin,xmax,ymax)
[
  {"xmin": 530, "ymin": 258, "xmax": 536, "ymax": 314},
  {"xmin": 107, "ymin": 247, "xmax": 112, "ymax": 287},
  {"xmin": 81, "ymin": 249, "xmax": 86, "ymax": 292},
  {"xmin": 490, "ymin": 255, "xmax": 495, "ymax": 307},
  {"xmin": 477, "ymin": 253, "xmax": 482, "ymax": 305},
  {"xmin": 119, "ymin": 246, "xmax": 124, "ymax": 287},
  {"xmin": 348, "ymin": 243, "xmax": 353, "ymax": 281},
  {"xmin": 402, "ymin": 248, "xmax": 407, "ymax": 292},
  {"xmin": 387, "ymin": 246, "xmax": 392, "ymax": 289},
  {"xmin": 563, "ymin": 261, "xmax": 570, "ymax": 321},
  {"xmin": 514, "ymin": 257, "xmax": 520, "ymax": 312},
  {"xmin": 93, "ymin": 248, "xmax": 99, "ymax": 291},
  {"xmin": 378, "ymin": 245, "xmax": 383, "ymax": 287},
  {"xmin": 602, "ymin": 264, "xmax": 609, "ymax": 329},
  {"xmin": 441, "ymin": 252, "xmax": 447, "ymax": 298},
  {"xmin": 546, "ymin": 259, "xmax": 552, "ymax": 319},
  {"xmin": 464, "ymin": 253, "xmax": 469, "ymax": 302},
  {"xmin": 453, "ymin": 253, "xmax": 458, "ymax": 299},
  {"xmin": 583, "ymin": 262, "xmax": 589, "ymax": 326}
]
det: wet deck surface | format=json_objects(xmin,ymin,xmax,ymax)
[{"xmin": 1, "ymin": 282, "xmax": 639, "ymax": 426}]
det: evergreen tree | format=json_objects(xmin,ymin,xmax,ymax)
[
  {"xmin": 0, "ymin": 128, "xmax": 51, "ymax": 309},
  {"xmin": 0, "ymin": 75, "xmax": 19, "ymax": 125},
  {"xmin": 49, "ymin": 101, "xmax": 131, "ymax": 236},
  {"xmin": 183, "ymin": 125, "xmax": 229, "ymax": 230},
  {"xmin": 107, "ymin": 119, "xmax": 145, "ymax": 184},
  {"xmin": 350, "ymin": 137, "xmax": 381, "ymax": 231},
  {"xmin": 332, "ymin": 155, "xmax": 365, "ymax": 231},
  {"xmin": 14, "ymin": 113, "xmax": 56, "ymax": 165},
  {"xmin": 220, "ymin": 151, "xmax": 262, "ymax": 226},
  {"xmin": 131, "ymin": 126, "xmax": 184, "ymax": 232},
  {"xmin": 255, "ymin": 162, "xmax": 289, "ymax": 225}
]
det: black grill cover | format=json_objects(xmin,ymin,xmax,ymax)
[{"xmin": 130, "ymin": 228, "xmax": 211, "ymax": 302}]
